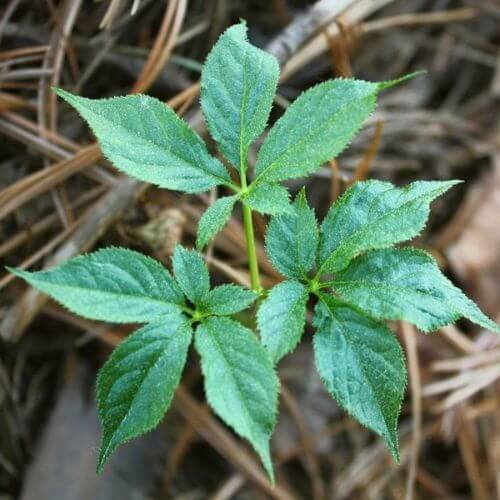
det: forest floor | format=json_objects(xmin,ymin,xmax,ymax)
[{"xmin": 0, "ymin": 1, "xmax": 499, "ymax": 499}]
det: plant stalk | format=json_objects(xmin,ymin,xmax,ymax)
[
  {"xmin": 242, "ymin": 202, "xmax": 261, "ymax": 293},
  {"xmin": 240, "ymin": 158, "xmax": 262, "ymax": 293}
]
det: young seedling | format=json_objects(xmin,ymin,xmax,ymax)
[{"xmin": 9, "ymin": 22, "xmax": 499, "ymax": 481}]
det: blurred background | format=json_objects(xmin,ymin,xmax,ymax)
[{"xmin": 0, "ymin": 1, "xmax": 499, "ymax": 498}]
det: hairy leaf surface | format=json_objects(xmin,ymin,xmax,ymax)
[
  {"xmin": 195, "ymin": 317, "xmax": 278, "ymax": 481},
  {"xmin": 254, "ymin": 79, "xmax": 379, "ymax": 184},
  {"xmin": 196, "ymin": 195, "xmax": 238, "ymax": 250},
  {"xmin": 55, "ymin": 89, "xmax": 231, "ymax": 193},
  {"xmin": 265, "ymin": 190, "xmax": 318, "ymax": 279},
  {"xmin": 334, "ymin": 248, "xmax": 500, "ymax": 332},
  {"xmin": 9, "ymin": 248, "xmax": 184, "ymax": 323},
  {"xmin": 318, "ymin": 180, "xmax": 459, "ymax": 274},
  {"xmin": 258, "ymin": 280, "xmax": 309, "ymax": 363},
  {"xmin": 96, "ymin": 319, "xmax": 192, "ymax": 471},
  {"xmin": 200, "ymin": 284, "xmax": 256, "ymax": 315},
  {"xmin": 201, "ymin": 22, "xmax": 279, "ymax": 170},
  {"xmin": 172, "ymin": 246, "xmax": 210, "ymax": 305},
  {"xmin": 313, "ymin": 295, "xmax": 406, "ymax": 460},
  {"xmin": 245, "ymin": 182, "xmax": 291, "ymax": 215}
]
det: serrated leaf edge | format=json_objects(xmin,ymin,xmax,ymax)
[{"xmin": 314, "ymin": 295, "xmax": 406, "ymax": 461}]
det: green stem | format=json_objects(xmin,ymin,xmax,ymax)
[
  {"xmin": 240, "ymin": 159, "xmax": 262, "ymax": 293},
  {"xmin": 242, "ymin": 202, "xmax": 261, "ymax": 292}
]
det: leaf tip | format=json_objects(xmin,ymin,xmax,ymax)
[
  {"xmin": 386, "ymin": 432, "xmax": 401, "ymax": 464},
  {"xmin": 378, "ymin": 70, "xmax": 426, "ymax": 91},
  {"xmin": 294, "ymin": 187, "xmax": 311, "ymax": 211},
  {"xmin": 267, "ymin": 469, "xmax": 276, "ymax": 487},
  {"xmin": 96, "ymin": 460, "xmax": 105, "ymax": 475},
  {"xmin": 444, "ymin": 178, "xmax": 463, "ymax": 186},
  {"xmin": 172, "ymin": 243, "xmax": 183, "ymax": 258},
  {"xmin": 261, "ymin": 451, "xmax": 275, "ymax": 485},
  {"xmin": 6, "ymin": 266, "xmax": 31, "ymax": 282},
  {"xmin": 296, "ymin": 186, "xmax": 307, "ymax": 202},
  {"xmin": 435, "ymin": 178, "xmax": 463, "ymax": 195},
  {"xmin": 195, "ymin": 236, "xmax": 205, "ymax": 252},
  {"xmin": 52, "ymin": 86, "xmax": 74, "ymax": 102},
  {"xmin": 223, "ymin": 18, "xmax": 248, "ymax": 41},
  {"xmin": 391, "ymin": 449, "xmax": 401, "ymax": 465},
  {"xmin": 373, "ymin": 415, "xmax": 401, "ymax": 463},
  {"xmin": 96, "ymin": 440, "xmax": 112, "ymax": 474}
]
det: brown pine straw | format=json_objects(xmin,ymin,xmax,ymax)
[
  {"xmin": 1, "ymin": 2, "xmax": 498, "ymax": 497},
  {"xmin": 401, "ymin": 322, "xmax": 422, "ymax": 500},
  {"xmin": 281, "ymin": 385, "xmax": 325, "ymax": 499},
  {"xmin": 281, "ymin": 5, "xmax": 478, "ymax": 79},
  {"xmin": 131, "ymin": 0, "xmax": 186, "ymax": 93},
  {"xmin": 0, "ymin": 1, "xmax": 296, "ymax": 494},
  {"xmin": 350, "ymin": 121, "xmax": 384, "ymax": 183}
]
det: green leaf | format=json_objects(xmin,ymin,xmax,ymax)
[
  {"xmin": 258, "ymin": 280, "xmax": 309, "ymax": 363},
  {"xmin": 172, "ymin": 246, "xmax": 210, "ymax": 305},
  {"xmin": 55, "ymin": 89, "xmax": 232, "ymax": 193},
  {"xmin": 245, "ymin": 183, "xmax": 291, "ymax": 215},
  {"xmin": 8, "ymin": 248, "xmax": 184, "ymax": 323},
  {"xmin": 313, "ymin": 295, "xmax": 406, "ymax": 461},
  {"xmin": 196, "ymin": 195, "xmax": 238, "ymax": 250},
  {"xmin": 254, "ymin": 78, "xmax": 379, "ymax": 184},
  {"xmin": 318, "ymin": 179, "xmax": 460, "ymax": 274},
  {"xmin": 265, "ymin": 189, "xmax": 318, "ymax": 279},
  {"xmin": 96, "ymin": 319, "xmax": 192, "ymax": 471},
  {"xmin": 333, "ymin": 248, "xmax": 500, "ymax": 333},
  {"xmin": 200, "ymin": 284, "xmax": 256, "ymax": 316},
  {"xmin": 201, "ymin": 22, "xmax": 279, "ymax": 170},
  {"xmin": 195, "ymin": 317, "xmax": 278, "ymax": 481}
]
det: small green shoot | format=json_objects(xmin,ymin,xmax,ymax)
[{"xmin": 8, "ymin": 21, "xmax": 498, "ymax": 481}]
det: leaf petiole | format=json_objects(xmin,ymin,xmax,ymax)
[
  {"xmin": 182, "ymin": 305, "xmax": 196, "ymax": 316},
  {"xmin": 242, "ymin": 203, "xmax": 262, "ymax": 293},
  {"xmin": 224, "ymin": 179, "xmax": 242, "ymax": 193},
  {"xmin": 240, "ymin": 158, "xmax": 262, "ymax": 293}
]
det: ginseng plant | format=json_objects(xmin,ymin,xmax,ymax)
[{"xmin": 9, "ymin": 22, "xmax": 499, "ymax": 482}]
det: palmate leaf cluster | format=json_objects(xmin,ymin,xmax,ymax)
[
  {"xmin": 259, "ymin": 184, "xmax": 499, "ymax": 459},
  {"xmin": 8, "ymin": 21, "xmax": 499, "ymax": 481},
  {"xmin": 9, "ymin": 247, "xmax": 278, "ymax": 478}
]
